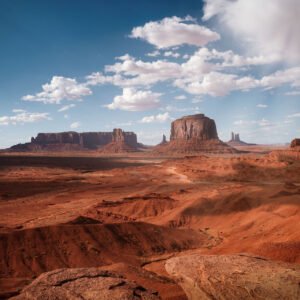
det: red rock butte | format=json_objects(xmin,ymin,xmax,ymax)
[{"xmin": 155, "ymin": 113, "xmax": 236, "ymax": 154}]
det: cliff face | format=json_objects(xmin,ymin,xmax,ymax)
[
  {"xmin": 12, "ymin": 129, "xmax": 138, "ymax": 152},
  {"xmin": 112, "ymin": 129, "xmax": 137, "ymax": 148},
  {"xmin": 291, "ymin": 138, "xmax": 300, "ymax": 148},
  {"xmin": 100, "ymin": 129, "xmax": 139, "ymax": 153},
  {"xmin": 154, "ymin": 114, "xmax": 236, "ymax": 154},
  {"xmin": 170, "ymin": 114, "xmax": 218, "ymax": 141}
]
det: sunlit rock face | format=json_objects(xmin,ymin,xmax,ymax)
[
  {"xmin": 10, "ymin": 129, "xmax": 138, "ymax": 152},
  {"xmin": 170, "ymin": 114, "xmax": 218, "ymax": 141},
  {"xmin": 291, "ymin": 138, "xmax": 300, "ymax": 148}
]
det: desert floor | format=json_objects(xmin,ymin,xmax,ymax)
[{"xmin": 0, "ymin": 148, "xmax": 299, "ymax": 299}]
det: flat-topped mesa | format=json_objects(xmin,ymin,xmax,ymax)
[
  {"xmin": 11, "ymin": 129, "xmax": 139, "ymax": 152},
  {"xmin": 32, "ymin": 132, "xmax": 113, "ymax": 149},
  {"xmin": 170, "ymin": 114, "xmax": 218, "ymax": 141}
]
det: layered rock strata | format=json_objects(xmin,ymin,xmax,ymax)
[{"xmin": 155, "ymin": 114, "xmax": 235, "ymax": 154}]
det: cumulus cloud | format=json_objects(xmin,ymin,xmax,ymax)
[
  {"xmin": 260, "ymin": 67, "xmax": 300, "ymax": 89},
  {"xmin": 130, "ymin": 16, "xmax": 220, "ymax": 49},
  {"xmin": 203, "ymin": 0, "xmax": 300, "ymax": 63},
  {"xmin": 22, "ymin": 76, "xmax": 92, "ymax": 104},
  {"xmin": 58, "ymin": 104, "xmax": 76, "ymax": 112},
  {"xmin": 70, "ymin": 122, "xmax": 81, "ymax": 129},
  {"xmin": 0, "ymin": 110, "xmax": 51, "ymax": 126},
  {"xmin": 174, "ymin": 72, "xmax": 257, "ymax": 97},
  {"xmin": 103, "ymin": 56, "xmax": 182, "ymax": 87},
  {"xmin": 164, "ymin": 51, "xmax": 180, "ymax": 58},
  {"xmin": 140, "ymin": 112, "xmax": 171, "ymax": 123},
  {"xmin": 146, "ymin": 50, "xmax": 160, "ymax": 57},
  {"xmin": 105, "ymin": 88, "xmax": 161, "ymax": 111}
]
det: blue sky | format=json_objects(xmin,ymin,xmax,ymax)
[{"xmin": 0, "ymin": 0, "xmax": 299, "ymax": 148}]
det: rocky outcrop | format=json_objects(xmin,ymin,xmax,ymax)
[
  {"xmin": 227, "ymin": 132, "xmax": 255, "ymax": 147},
  {"xmin": 154, "ymin": 114, "xmax": 236, "ymax": 154},
  {"xmin": 158, "ymin": 134, "xmax": 167, "ymax": 145},
  {"xmin": 9, "ymin": 129, "xmax": 139, "ymax": 152},
  {"xmin": 99, "ymin": 129, "xmax": 139, "ymax": 153},
  {"xmin": 291, "ymin": 138, "xmax": 300, "ymax": 148},
  {"xmin": 165, "ymin": 254, "xmax": 300, "ymax": 300},
  {"xmin": 170, "ymin": 114, "xmax": 218, "ymax": 141},
  {"xmin": 11, "ymin": 267, "xmax": 160, "ymax": 300}
]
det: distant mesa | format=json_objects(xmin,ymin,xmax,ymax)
[
  {"xmin": 154, "ymin": 113, "xmax": 236, "ymax": 154},
  {"xmin": 290, "ymin": 138, "xmax": 300, "ymax": 149},
  {"xmin": 9, "ymin": 129, "xmax": 140, "ymax": 153},
  {"xmin": 227, "ymin": 132, "xmax": 256, "ymax": 147},
  {"xmin": 99, "ymin": 129, "xmax": 140, "ymax": 153}
]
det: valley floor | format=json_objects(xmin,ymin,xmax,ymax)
[{"xmin": 0, "ymin": 149, "xmax": 299, "ymax": 299}]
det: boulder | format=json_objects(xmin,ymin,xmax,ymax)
[
  {"xmin": 11, "ymin": 267, "xmax": 160, "ymax": 300},
  {"xmin": 165, "ymin": 254, "xmax": 300, "ymax": 300}
]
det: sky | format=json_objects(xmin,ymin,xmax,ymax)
[{"xmin": 0, "ymin": 0, "xmax": 300, "ymax": 148}]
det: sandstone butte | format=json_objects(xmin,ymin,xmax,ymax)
[{"xmin": 154, "ymin": 114, "xmax": 236, "ymax": 154}]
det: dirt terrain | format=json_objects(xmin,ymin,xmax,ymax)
[{"xmin": 0, "ymin": 148, "xmax": 300, "ymax": 299}]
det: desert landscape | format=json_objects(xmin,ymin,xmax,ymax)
[
  {"xmin": 0, "ymin": 113, "xmax": 300, "ymax": 299},
  {"xmin": 1, "ymin": 0, "xmax": 300, "ymax": 299}
]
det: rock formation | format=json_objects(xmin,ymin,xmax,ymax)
[
  {"xmin": 9, "ymin": 129, "xmax": 139, "ymax": 152},
  {"xmin": 99, "ymin": 129, "xmax": 139, "ymax": 153},
  {"xmin": 154, "ymin": 114, "xmax": 235, "ymax": 154},
  {"xmin": 291, "ymin": 138, "xmax": 300, "ymax": 149},
  {"xmin": 158, "ymin": 134, "xmax": 167, "ymax": 145},
  {"xmin": 170, "ymin": 114, "xmax": 218, "ymax": 141},
  {"xmin": 165, "ymin": 254, "xmax": 300, "ymax": 300},
  {"xmin": 227, "ymin": 132, "xmax": 255, "ymax": 147},
  {"xmin": 11, "ymin": 267, "xmax": 160, "ymax": 300}
]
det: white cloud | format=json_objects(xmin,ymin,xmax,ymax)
[
  {"xmin": 146, "ymin": 50, "xmax": 160, "ymax": 57},
  {"xmin": 286, "ymin": 91, "xmax": 300, "ymax": 96},
  {"xmin": 174, "ymin": 95, "xmax": 187, "ymax": 100},
  {"xmin": 22, "ymin": 76, "xmax": 92, "ymax": 104},
  {"xmin": 0, "ymin": 110, "xmax": 51, "ymax": 126},
  {"xmin": 287, "ymin": 113, "xmax": 300, "ymax": 118},
  {"xmin": 257, "ymin": 104, "xmax": 268, "ymax": 108},
  {"xmin": 12, "ymin": 109, "xmax": 26, "ymax": 113},
  {"xmin": 105, "ymin": 88, "xmax": 161, "ymax": 111},
  {"xmin": 140, "ymin": 112, "xmax": 171, "ymax": 123},
  {"xmin": 70, "ymin": 122, "xmax": 81, "ymax": 129},
  {"xmin": 58, "ymin": 103, "xmax": 76, "ymax": 112},
  {"xmin": 260, "ymin": 67, "xmax": 300, "ymax": 89},
  {"xmin": 174, "ymin": 72, "xmax": 257, "ymax": 97},
  {"xmin": 164, "ymin": 51, "xmax": 180, "ymax": 58},
  {"xmin": 203, "ymin": 0, "xmax": 300, "ymax": 63},
  {"xmin": 130, "ymin": 16, "xmax": 220, "ymax": 49},
  {"xmin": 103, "ymin": 56, "xmax": 182, "ymax": 87},
  {"xmin": 85, "ymin": 47, "xmax": 299, "ymax": 98}
]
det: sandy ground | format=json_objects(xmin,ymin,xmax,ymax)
[{"xmin": 0, "ymin": 148, "xmax": 299, "ymax": 299}]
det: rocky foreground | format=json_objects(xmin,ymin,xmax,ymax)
[{"xmin": 166, "ymin": 254, "xmax": 300, "ymax": 300}]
